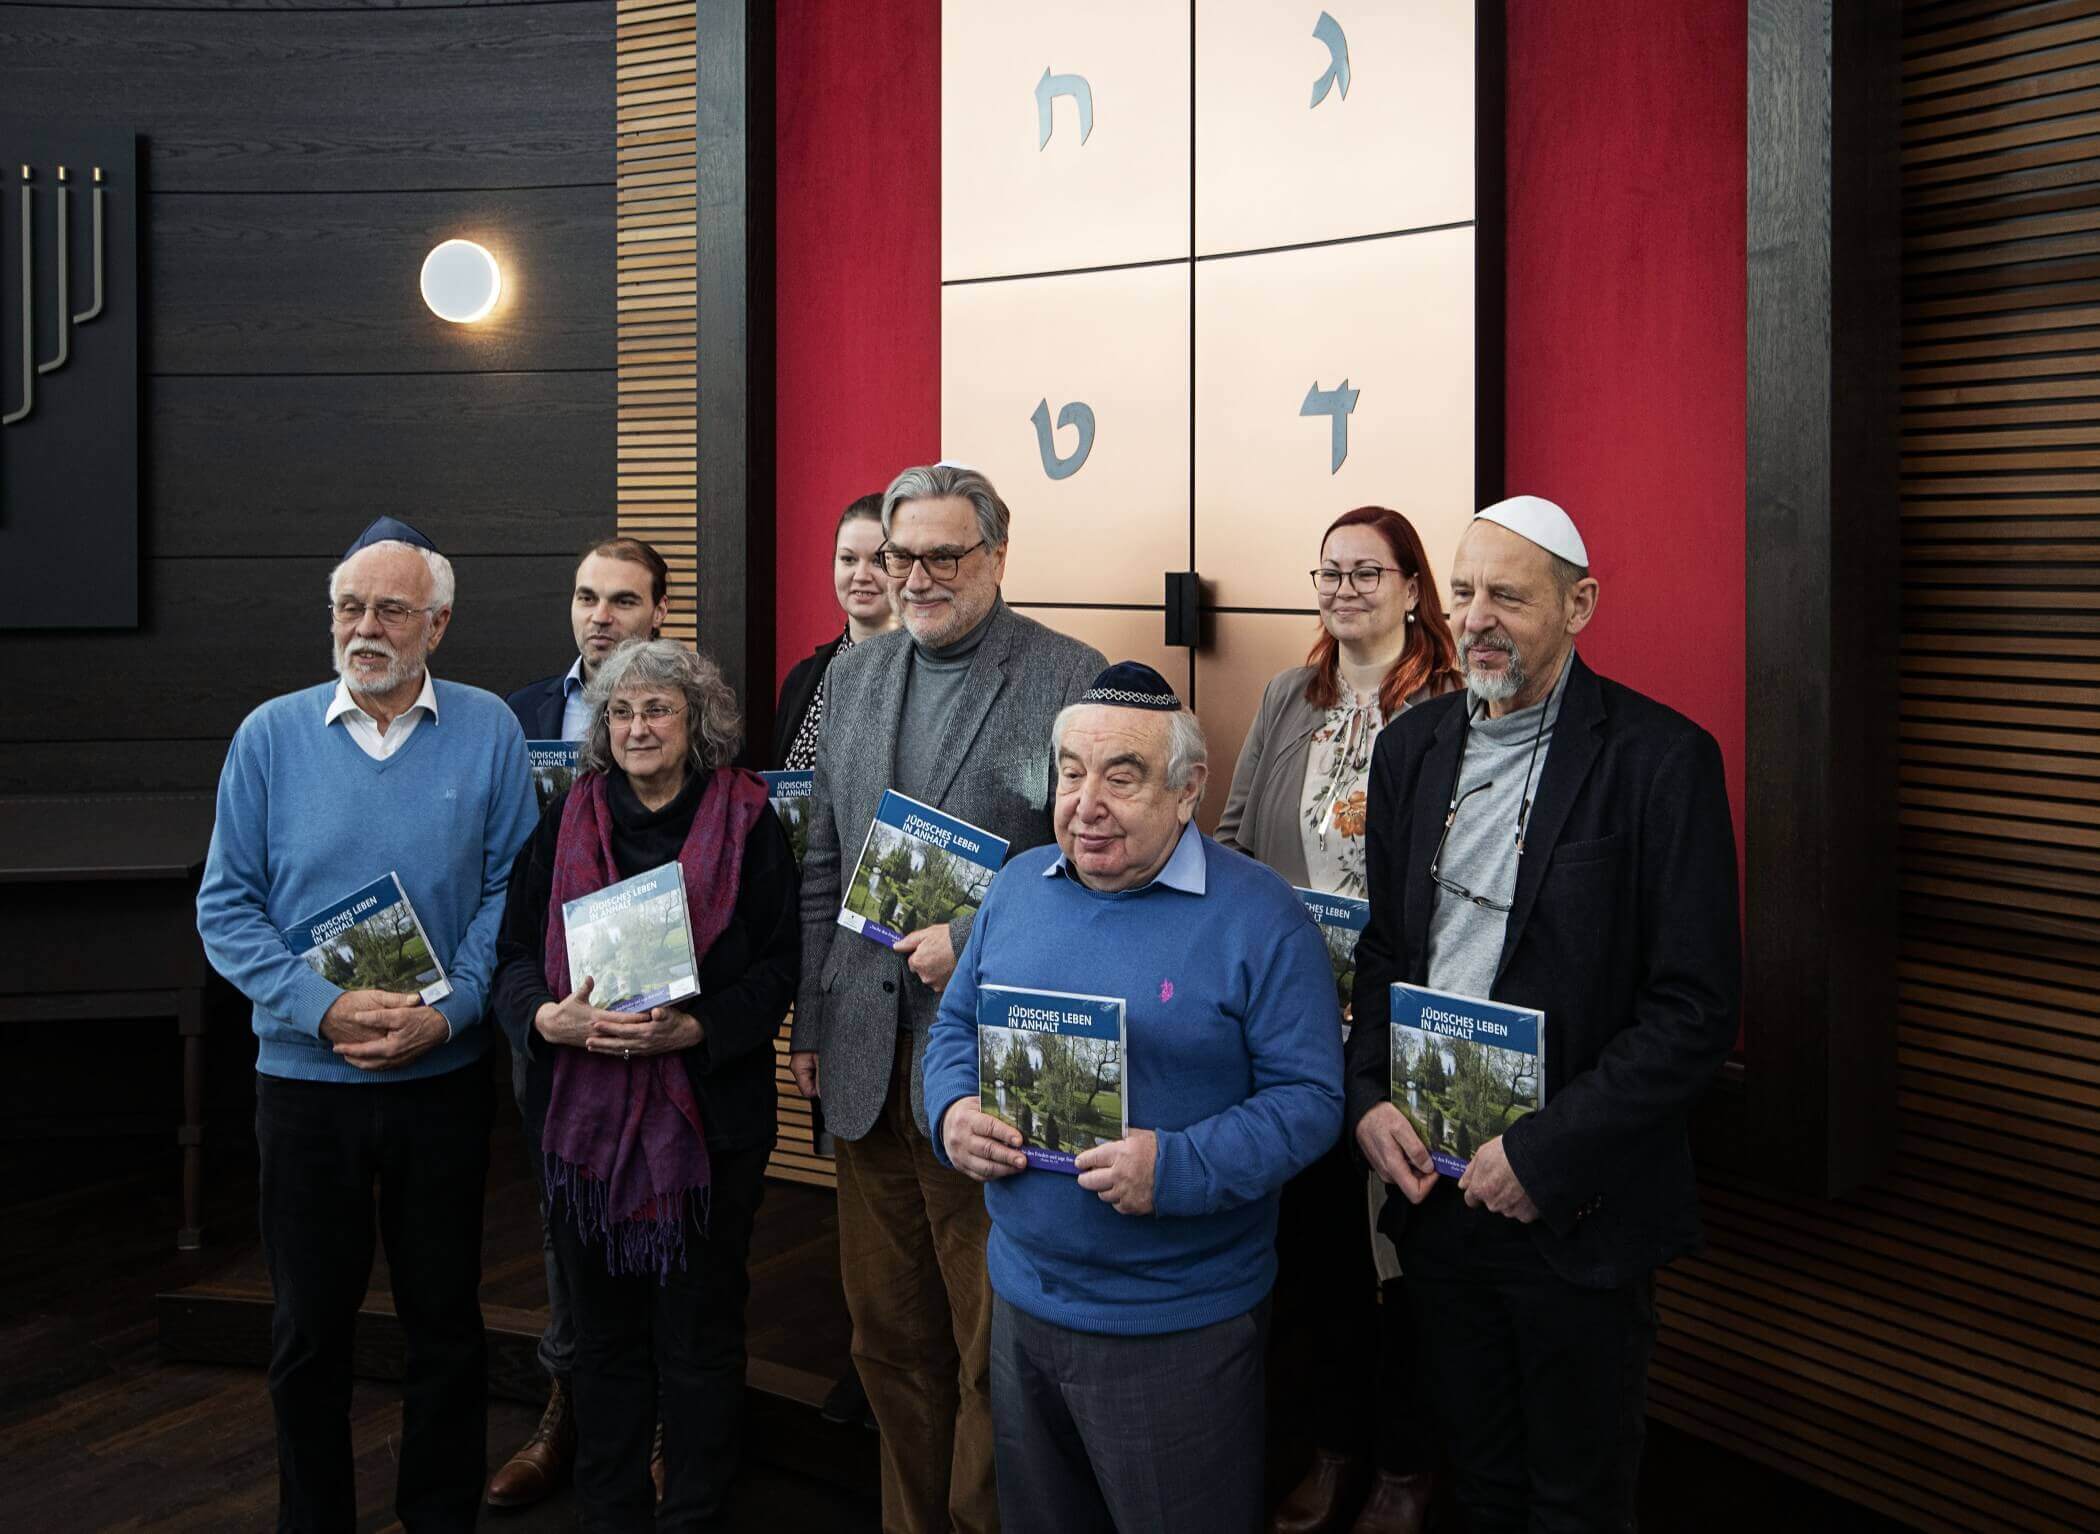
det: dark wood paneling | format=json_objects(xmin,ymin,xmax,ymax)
[
  {"xmin": 147, "ymin": 185, "xmax": 612, "ymax": 375},
  {"xmin": 0, "ymin": 3, "xmax": 612, "ymax": 192},
  {"xmin": 1661, "ymin": 5, "xmax": 2100, "ymax": 1530},
  {"xmin": 0, "ymin": 740, "xmax": 234, "ymax": 796},
  {"xmin": 150, "ymin": 373, "xmax": 612, "ymax": 557},
  {"xmin": 0, "ymin": 555, "xmax": 581, "ymax": 743}
]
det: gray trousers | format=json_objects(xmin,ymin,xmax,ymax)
[
  {"xmin": 990, "ymin": 1292, "xmax": 1268, "ymax": 1534},
  {"xmin": 513, "ymin": 1051, "xmax": 577, "ymax": 1383}
]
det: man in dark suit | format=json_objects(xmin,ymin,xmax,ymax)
[
  {"xmin": 1346, "ymin": 496, "xmax": 1740, "ymax": 1534},
  {"xmin": 503, "ymin": 536, "xmax": 671, "ymax": 744},
  {"xmin": 792, "ymin": 463, "xmax": 1105, "ymax": 1534},
  {"xmin": 486, "ymin": 534, "xmax": 669, "ymax": 1510}
]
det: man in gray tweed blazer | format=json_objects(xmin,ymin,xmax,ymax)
[{"xmin": 792, "ymin": 462, "xmax": 1104, "ymax": 1534}]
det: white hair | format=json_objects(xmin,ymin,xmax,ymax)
[
  {"xmin": 327, "ymin": 540, "xmax": 456, "ymax": 611},
  {"xmin": 1051, "ymin": 702, "xmax": 1209, "ymax": 801}
]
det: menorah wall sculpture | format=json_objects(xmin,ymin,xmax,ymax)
[{"xmin": 3, "ymin": 164, "xmax": 110, "ymax": 428}]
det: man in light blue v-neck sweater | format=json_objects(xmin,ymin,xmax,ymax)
[{"xmin": 196, "ymin": 517, "xmax": 536, "ymax": 1534}]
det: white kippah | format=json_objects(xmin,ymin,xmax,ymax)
[{"xmin": 1474, "ymin": 495, "xmax": 1589, "ymax": 569}]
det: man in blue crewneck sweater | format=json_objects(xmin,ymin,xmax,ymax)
[
  {"xmin": 196, "ymin": 518, "xmax": 537, "ymax": 1534},
  {"xmin": 922, "ymin": 663, "xmax": 1343, "ymax": 1534}
]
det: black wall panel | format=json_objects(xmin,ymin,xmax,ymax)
[{"xmin": 0, "ymin": 0, "xmax": 616, "ymax": 794}]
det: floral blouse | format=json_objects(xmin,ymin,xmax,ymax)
[{"xmin": 1299, "ymin": 690, "xmax": 1386, "ymax": 898}]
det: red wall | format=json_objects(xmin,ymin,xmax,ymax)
[
  {"xmin": 773, "ymin": 2, "xmax": 1749, "ymax": 833},
  {"xmin": 772, "ymin": 0, "xmax": 941, "ymax": 691},
  {"xmin": 1503, "ymin": 0, "xmax": 1747, "ymax": 833}
]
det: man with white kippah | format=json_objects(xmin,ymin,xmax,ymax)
[{"xmin": 1345, "ymin": 495, "xmax": 1741, "ymax": 1533}]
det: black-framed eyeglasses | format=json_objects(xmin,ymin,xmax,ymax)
[
  {"xmin": 878, "ymin": 540, "xmax": 986, "ymax": 581},
  {"xmin": 1426, "ymin": 699, "xmax": 1552, "ymax": 913},
  {"xmin": 329, "ymin": 598, "xmax": 433, "ymax": 628},
  {"xmin": 1311, "ymin": 565, "xmax": 1402, "ymax": 596}
]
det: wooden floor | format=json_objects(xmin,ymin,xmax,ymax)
[{"xmin": 0, "ymin": 1129, "xmax": 1917, "ymax": 1533}]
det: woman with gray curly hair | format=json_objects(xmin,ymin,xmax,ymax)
[{"xmin": 493, "ymin": 637, "xmax": 799, "ymax": 1530}]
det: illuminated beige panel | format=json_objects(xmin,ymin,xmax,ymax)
[
  {"xmin": 1193, "ymin": 610, "xmax": 1321, "ymax": 836},
  {"xmin": 943, "ymin": 265, "xmax": 1191, "ymax": 606},
  {"xmin": 943, "ymin": 0, "xmax": 1192, "ymax": 280},
  {"xmin": 1012, "ymin": 606, "xmax": 1189, "ymax": 701},
  {"xmin": 1195, "ymin": 0, "xmax": 1474, "ymax": 255},
  {"xmin": 1195, "ymin": 227, "xmax": 1474, "ymax": 611}
]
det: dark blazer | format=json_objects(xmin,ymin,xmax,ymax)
[
  {"xmin": 490, "ymin": 779, "xmax": 801, "ymax": 1155},
  {"xmin": 1345, "ymin": 652, "xmax": 1740, "ymax": 1290},
  {"xmin": 506, "ymin": 669, "xmax": 572, "ymax": 741},
  {"xmin": 771, "ymin": 634, "xmax": 844, "ymax": 766}
]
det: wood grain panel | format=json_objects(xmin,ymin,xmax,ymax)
[
  {"xmin": 150, "ymin": 373, "xmax": 613, "ymax": 556},
  {"xmin": 616, "ymin": 0, "xmax": 698, "ymax": 643},
  {"xmin": 148, "ymin": 186, "xmax": 613, "ymax": 375},
  {"xmin": 1660, "ymin": 6, "xmax": 2100, "ymax": 1528},
  {"xmin": 0, "ymin": 3, "xmax": 613, "ymax": 192},
  {"xmin": 0, "ymin": 556, "xmax": 581, "ymax": 743}
]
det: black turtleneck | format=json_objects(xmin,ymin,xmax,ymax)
[{"xmin": 491, "ymin": 767, "xmax": 802, "ymax": 1153}]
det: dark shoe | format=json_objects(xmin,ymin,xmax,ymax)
[
  {"xmin": 1270, "ymin": 1448, "xmax": 1367, "ymax": 1534},
  {"xmin": 486, "ymin": 1379, "xmax": 576, "ymax": 1508},
  {"xmin": 819, "ymin": 1367, "xmax": 868, "ymax": 1426},
  {"xmin": 1347, "ymin": 1469, "xmax": 1434, "ymax": 1534},
  {"xmin": 650, "ymin": 1420, "xmax": 666, "ymax": 1506}
]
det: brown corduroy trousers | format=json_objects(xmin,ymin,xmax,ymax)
[{"xmin": 833, "ymin": 1032, "xmax": 999, "ymax": 1534}]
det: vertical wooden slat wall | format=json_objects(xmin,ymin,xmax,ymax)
[
  {"xmin": 1651, "ymin": 5, "xmax": 2100, "ymax": 1530},
  {"xmin": 618, "ymin": 0, "xmax": 699, "ymax": 643}
]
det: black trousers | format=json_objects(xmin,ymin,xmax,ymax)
[
  {"xmin": 255, "ymin": 1065, "xmax": 493, "ymax": 1534},
  {"xmin": 1270, "ymin": 1138, "xmax": 1431, "ymax": 1473},
  {"xmin": 1397, "ymin": 1185, "xmax": 1656, "ymax": 1534},
  {"xmin": 550, "ymin": 1139, "xmax": 772, "ymax": 1534}
]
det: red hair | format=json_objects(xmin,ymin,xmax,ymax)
[{"xmin": 1303, "ymin": 506, "xmax": 1462, "ymax": 715}]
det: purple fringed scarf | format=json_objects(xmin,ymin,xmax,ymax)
[{"xmin": 542, "ymin": 765, "xmax": 770, "ymax": 1282}]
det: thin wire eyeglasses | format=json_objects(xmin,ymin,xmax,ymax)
[
  {"xmin": 606, "ymin": 703, "xmax": 685, "ymax": 727},
  {"xmin": 329, "ymin": 599, "xmax": 433, "ymax": 628},
  {"xmin": 878, "ymin": 540, "xmax": 986, "ymax": 580},
  {"xmin": 1311, "ymin": 565, "xmax": 1403, "ymax": 596},
  {"xmin": 1426, "ymin": 698, "xmax": 1553, "ymax": 913}
]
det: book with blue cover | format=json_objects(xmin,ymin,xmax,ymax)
[
  {"xmin": 977, "ymin": 984, "xmax": 1127, "ymax": 1174},
  {"xmin": 837, "ymin": 789, "xmax": 1009, "ymax": 949},
  {"xmin": 526, "ymin": 740, "xmax": 583, "ymax": 811},
  {"xmin": 284, "ymin": 872, "xmax": 452, "ymax": 1005},
  {"xmin": 1295, "ymin": 888, "xmax": 1369, "ymax": 1017},
  {"xmin": 759, "ymin": 769, "xmax": 814, "ymax": 868},
  {"xmin": 1388, "ymin": 983, "xmax": 1545, "ymax": 1178},
  {"xmin": 561, "ymin": 861, "xmax": 700, "ymax": 1014}
]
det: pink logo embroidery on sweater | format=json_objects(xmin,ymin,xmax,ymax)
[{"xmin": 1159, "ymin": 979, "xmax": 1174, "ymax": 1003}]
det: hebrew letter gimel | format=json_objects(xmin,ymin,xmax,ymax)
[
  {"xmin": 1311, "ymin": 12, "xmax": 1352, "ymax": 108},
  {"xmin": 1031, "ymin": 398, "xmax": 1096, "ymax": 481},
  {"xmin": 1036, "ymin": 68, "xmax": 1096, "ymax": 149},
  {"xmin": 1300, "ymin": 380, "xmax": 1360, "ymax": 474}
]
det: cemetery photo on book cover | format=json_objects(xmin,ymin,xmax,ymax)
[
  {"xmin": 532, "ymin": 755, "xmax": 578, "ymax": 807},
  {"xmin": 298, "ymin": 895, "xmax": 443, "ymax": 995},
  {"xmin": 846, "ymin": 817, "xmax": 996, "ymax": 934},
  {"xmin": 568, "ymin": 886, "xmax": 690, "ymax": 1010},
  {"xmin": 1319, "ymin": 921, "xmax": 1359, "ymax": 1009},
  {"xmin": 979, "ymin": 1024, "xmax": 1122, "ymax": 1158},
  {"xmin": 1393, "ymin": 1029, "xmax": 1539, "ymax": 1163},
  {"xmin": 773, "ymin": 794, "xmax": 811, "ymax": 865}
]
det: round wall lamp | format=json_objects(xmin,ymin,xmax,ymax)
[{"xmin": 420, "ymin": 239, "xmax": 502, "ymax": 324}]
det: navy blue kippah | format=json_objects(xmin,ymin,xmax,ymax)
[
  {"xmin": 343, "ymin": 515, "xmax": 439, "ymax": 559},
  {"xmin": 1080, "ymin": 660, "xmax": 1182, "ymax": 711}
]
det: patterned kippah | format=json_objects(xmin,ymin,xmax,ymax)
[{"xmin": 1080, "ymin": 660, "xmax": 1183, "ymax": 711}]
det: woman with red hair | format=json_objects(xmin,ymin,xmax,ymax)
[{"xmin": 1218, "ymin": 505, "xmax": 1458, "ymax": 1534}]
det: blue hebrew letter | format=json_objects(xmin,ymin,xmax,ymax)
[
  {"xmin": 1311, "ymin": 12, "xmax": 1352, "ymax": 108},
  {"xmin": 1030, "ymin": 398, "xmax": 1096, "ymax": 480},
  {"xmin": 1036, "ymin": 68, "xmax": 1096, "ymax": 150},
  {"xmin": 1300, "ymin": 380, "xmax": 1360, "ymax": 475}
]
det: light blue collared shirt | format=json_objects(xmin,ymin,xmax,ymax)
[
  {"xmin": 559, "ymin": 657, "xmax": 592, "ymax": 742},
  {"xmin": 1041, "ymin": 818, "xmax": 1208, "ymax": 897}
]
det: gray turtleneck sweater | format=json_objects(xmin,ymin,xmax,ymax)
[
  {"xmin": 893, "ymin": 596, "xmax": 1002, "ymax": 801},
  {"xmin": 1424, "ymin": 655, "xmax": 1573, "ymax": 1000}
]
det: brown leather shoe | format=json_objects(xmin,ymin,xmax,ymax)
[
  {"xmin": 1269, "ymin": 1448, "xmax": 1367, "ymax": 1534},
  {"xmin": 1347, "ymin": 1468, "xmax": 1433, "ymax": 1534},
  {"xmin": 650, "ymin": 1419, "xmax": 666, "ymax": 1506},
  {"xmin": 486, "ymin": 1379, "xmax": 576, "ymax": 1508}
]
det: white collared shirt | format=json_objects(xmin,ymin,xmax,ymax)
[
  {"xmin": 560, "ymin": 656, "xmax": 593, "ymax": 741},
  {"xmin": 325, "ymin": 671, "xmax": 440, "ymax": 760}
]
